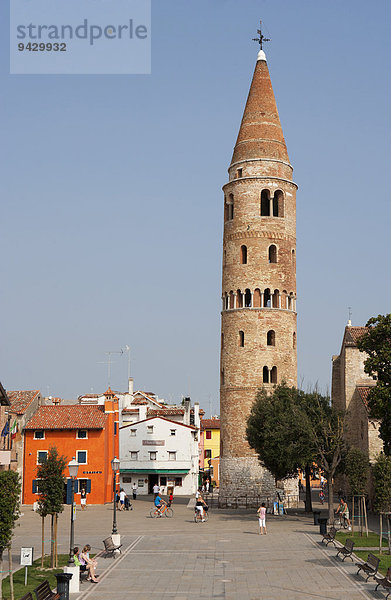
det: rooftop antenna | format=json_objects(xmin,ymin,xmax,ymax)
[
  {"xmin": 98, "ymin": 349, "xmax": 123, "ymax": 387},
  {"xmin": 252, "ymin": 20, "xmax": 271, "ymax": 50}
]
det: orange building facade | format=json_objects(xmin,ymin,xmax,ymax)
[{"xmin": 23, "ymin": 391, "xmax": 119, "ymax": 505}]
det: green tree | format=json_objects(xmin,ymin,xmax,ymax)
[
  {"xmin": 246, "ymin": 384, "xmax": 314, "ymax": 483},
  {"xmin": 247, "ymin": 385, "xmax": 346, "ymax": 523},
  {"xmin": 301, "ymin": 390, "xmax": 346, "ymax": 524},
  {"xmin": 357, "ymin": 314, "xmax": 391, "ymax": 454},
  {"xmin": 373, "ymin": 453, "xmax": 391, "ymax": 513},
  {"xmin": 345, "ymin": 447, "xmax": 369, "ymax": 496},
  {"xmin": 36, "ymin": 447, "xmax": 66, "ymax": 568},
  {"xmin": 0, "ymin": 471, "xmax": 21, "ymax": 600}
]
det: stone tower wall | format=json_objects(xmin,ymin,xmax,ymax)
[{"xmin": 219, "ymin": 54, "xmax": 297, "ymax": 499}]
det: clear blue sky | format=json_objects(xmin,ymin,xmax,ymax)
[{"xmin": 1, "ymin": 0, "xmax": 391, "ymax": 415}]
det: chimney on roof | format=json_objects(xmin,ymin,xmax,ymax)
[
  {"xmin": 183, "ymin": 397, "xmax": 191, "ymax": 425},
  {"xmin": 139, "ymin": 405, "xmax": 147, "ymax": 421},
  {"xmin": 194, "ymin": 402, "xmax": 200, "ymax": 429},
  {"xmin": 347, "ymin": 320, "xmax": 352, "ymax": 327},
  {"xmin": 128, "ymin": 377, "xmax": 134, "ymax": 395}
]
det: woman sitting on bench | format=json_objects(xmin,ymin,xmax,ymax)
[{"xmin": 75, "ymin": 546, "xmax": 99, "ymax": 583}]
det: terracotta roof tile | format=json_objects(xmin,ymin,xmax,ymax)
[
  {"xmin": 8, "ymin": 390, "xmax": 40, "ymax": 415},
  {"xmin": 24, "ymin": 405, "xmax": 107, "ymax": 430},
  {"xmin": 201, "ymin": 418, "xmax": 220, "ymax": 430},
  {"xmin": 345, "ymin": 326, "xmax": 368, "ymax": 345}
]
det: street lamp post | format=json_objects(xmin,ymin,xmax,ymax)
[
  {"xmin": 111, "ymin": 456, "xmax": 120, "ymax": 535},
  {"xmin": 67, "ymin": 457, "xmax": 79, "ymax": 566}
]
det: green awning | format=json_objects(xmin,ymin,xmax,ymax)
[{"xmin": 120, "ymin": 469, "xmax": 189, "ymax": 474}]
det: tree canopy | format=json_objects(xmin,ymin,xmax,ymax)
[
  {"xmin": 36, "ymin": 446, "xmax": 66, "ymax": 516},
  {"xmin": 0, "ymin": 471, "xmax": 20, "ymax": 557},
  {"xmin": 357, "ymin": 314, "xmax": 391, "ymax": 454},
  {"xmin": 246, "ymin": 384, "xmax": 346, "ymax": 522}
]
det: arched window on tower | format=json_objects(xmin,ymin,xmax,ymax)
[
  {"xmin": 263, "ymin": 366, "xmax": 269, "ymax": 384},
  {"xmin": 264, "ymin": 288, "xmax": 271, "ymax": 308},
  {"xmin": 244, "ymin": 288, "xmax": 252, "ymax": 307},
  {"xmin": 268, "ymin": 245, "xmax": 277, "ymax": 264},
  {"xmin": 273, "ymin": 289, "xmax": 280, "ymax": 308},
  {"xmin": 271, "ymin": 366, "xmax": 277, "ymax": 384},
  {"xmin": 274, "ymin": 190, "xmax": 284, "ymax": 217},
  {"xmin": 253, "ymin": 288, "xmax": 261, "ymax": 307},
  {"xmin": 267, "ymin": 330, "xmax": 275, "ymax": 346},
  {"xmin": 237, "ymin": 289, "xmax": 243, "ymax": 308},
  {"xmin": 282, "ymin": 290, "xmax": 288, "ymax": 309},
  {"xmin": 240, "ymin": 245, "xmax": 247, "ymax": 264},
  {"xmin": 221, "ymin": 333, "xmax": 224, "ymax": 350},
  {"xmin": 291, "ymin": 249, "xmax": 295, "ymax": 264},
  {"xmin": 239, "ymin": 330, "xmax": 244, "ymax": 347},
  {"xmin": 293, "ymin": 332, "xmax": 296, "ymax": 349},
  {"xmin": 229, "ymin": 291, "xmax": 234, "ymax": 309},
  {"xmin": 227, "ymin": 193, "xmax": 234, "ymax": 220},
  {"xmin": 260, "ymin": 189, "xmax": 270, "ymax": 216}
]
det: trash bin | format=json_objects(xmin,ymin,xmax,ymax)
[
  {"xmin": 313, "ymin": 510, "xmax": 321, "ymax": 525},
  {"xmin": 319, "ymin": 517, "xmax": 328, "ymax": 536},
  {"xmin": 55, "ymin": 572, "xmax": 73, "ymax": 600}
]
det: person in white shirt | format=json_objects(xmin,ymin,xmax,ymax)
[
  {"xmin": 119, "ymin": 488, "xmax": 126, "ymax": 510},
  {"xmin": 153, "ymin": 483, "xmax": 160, "ymax": 497}
]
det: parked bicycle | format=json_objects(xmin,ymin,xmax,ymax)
[{"xmin": 150, "ymin": 504, "xmax": 173, "ymax": 518}]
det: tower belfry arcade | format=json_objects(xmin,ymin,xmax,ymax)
[{"xmin": 219, "ymin": 37, "xmax": 298, "ymax": 498}]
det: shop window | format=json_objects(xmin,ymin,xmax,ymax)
[{"xmin": 175, "ymin": 477, "xmax": 183, "ymax": 487}]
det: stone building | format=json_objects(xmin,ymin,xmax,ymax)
[
  {"xmin": 219, "ymin": 43, "xmax": 297, "ymax": 498},
  {"xmin": 332, "ymin": 323, "xmax": 382, "ymax": 463}
]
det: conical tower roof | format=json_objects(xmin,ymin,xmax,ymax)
[{"xmin": 231, "ymin": 51, "xmax": 290, "ymax": 166}]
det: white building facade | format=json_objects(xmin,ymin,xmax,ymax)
[{"xmin": 119, "ymin": 416, "xmax": 200, "ymax": 496}]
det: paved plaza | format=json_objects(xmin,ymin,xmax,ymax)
[{"xmin": 7, "ymin": 496, "xmax": 386, "ymax": 600}]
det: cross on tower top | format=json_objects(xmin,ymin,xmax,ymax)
[{"xmin": 252, "ymin": 20, "xmax": 271, "ymax": 50}]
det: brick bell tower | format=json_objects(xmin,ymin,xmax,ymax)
[{"xmin": 219, "ymin": 31, "xmax": 298, "ymax": 499}]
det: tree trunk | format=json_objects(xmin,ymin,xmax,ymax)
[
  {"xmin": 54, "ymin": 514, "xmax": 58, "ymax": 568},
  {"xmin": 327, "ymin": 477, "xmax": 334, "ymax": 524},
  {"xmin": 0, "ymin": 549, "xmax": 3, "ymax": 600},
  {"xmin": 41, "ymin": 516, "xmax": 45, "ymax": 568},
  {"xmin": 8, "ymin": 545, "xmax": 14, "ymax": 600},
  {"xmin": 304, "ymin": 464, "xmax": 312, "ymax": 512},
  {"xmin": 50, "ymin": 514, "xmax": 54, "ymax": 568}
]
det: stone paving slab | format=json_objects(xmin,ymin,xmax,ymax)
[{"xmin": 6, "ymin": 498, "xmax": 387, "ymax": 600}]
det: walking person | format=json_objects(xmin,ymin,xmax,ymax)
[
  {"xmin": 132, "ymin": 482, "xmax": 137, "ymax": 500},
  {"xmin": 153, "ymin": 483, "xmax": 160, "ymax": 497},
  {"xmin": 119, "ymin": 488, "xmax": 126, "ymax": 510},
  {"xmin": 80, "ymin": 488, "xmax": 87, "ymax": 510},
  {"xmin": 257, "ymin": 502, "xmax": 267, "ymax": 535}
]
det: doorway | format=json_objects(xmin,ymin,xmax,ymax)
[{"xmin": 148, "ymin": 474, "xmax": 159, "ymax": 494}]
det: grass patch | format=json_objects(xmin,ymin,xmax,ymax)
[
  {"xmin": 1, "ymin": 554, "xmax": 69, "ymax": 600},
  {"xmin": 355, "ymin": 550, "xmax": 391, "ymax": 575},
  {"xmin": 336, "ymin": 530, "xmax": 387, "ymax": 548}
]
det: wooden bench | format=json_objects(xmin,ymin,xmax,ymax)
[
  {"xmin": 322, "ymin": 526, "xmax": 337, "ymax": 547},
  {"xmin": 356, "ymin": 553, "xmax": 380, "ymax": 581},
  {"xmin": 19, "ymin": 593, "xmax": 34, "ymax": 600},
  {"xmin": 103, "ymin": 536, "xmax": 122, "ymax": 557},
  {"xmin": 336, "ymin": 538, "xmax": 354, "ymax": 561},
  {"xmin": 34, "ymin": 580, "xmax": 60, "ymax": 600},
  {"xmin": 375, "ymin": 566, "xmax": 391, "ymax": 598}
]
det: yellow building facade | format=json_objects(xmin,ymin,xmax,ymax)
[{"xmin": 201, "ymin": 418, "xmax": 220, "ymax": 487}]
